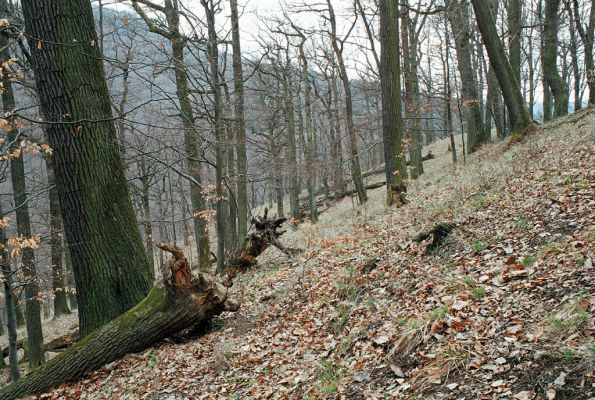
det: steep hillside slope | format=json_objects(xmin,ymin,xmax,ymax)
[{"xmin": 29, "ymin": 109, "xmax": 594, "ymax": 399}]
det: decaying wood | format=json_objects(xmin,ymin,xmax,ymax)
[
  {"xmin": 226, "ymin": 208, "xmax": 300, "ymax": 279},
  {"xmin": 156, "ymin": 243, "xmax": 191, "ymax": 288},
  {"xmin": 0, "ymin": 210, "xmax": 300, "ymax": 400},
  {"xmin": 414, "ymin": 222, "xmax": 457, "ymax": 252}
]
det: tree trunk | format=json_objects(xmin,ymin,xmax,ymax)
[
  {"xmin": 202, "ymin": 0, "xmax": 228, "ymax": 275},
  {"xmin": 543, "ymin": 0, "xmax": 569, "ymax": 117},
  {"xmin": 484, "ymin": 0, "xmax": 506, "ymax": 138},
  {"xmin": 470, "ymin": 0, "xmax": 533, "ymax": 134},
  {"xmin": 508, "ymin": 0, "xmax": 523, "ymax": 86},
  {"xmin": 0, "ymin": 201, "xmax": 21, "ymax": 382},
  {"xmin": 567, "ymin": 0, "xmax": 594, "ymax": 105},
  {"xmin": 0, "ymin": 275, "xmax": 238, "ymax": 400},
  {"xmin": 446, "ymin": 0, "xmax": 488, "ymax": 152},
  {"xmin": 132, "ymin": 0, "xmax": 212, "ymax": 271},
  {"xmin": 0, "ymin": 29, "xmax": 46, "ymax": 368},
  {"xmin": 23, "ymin": 0, "xmax": 153, "ymax": 337},
  {"xmin": 568, "ymin": 9, "xmax": 582, "ymax": 112},
  {"xmin": 139, "ymin": 156, "xmax": 155, "ymax": 279},
  {"xmin": 331, "ymin": 74, "xmax": 346, "ymax": 199},
  {"xmin": 230, "ymin": 0, "xmax": 249, "ymax": 242},
  {"xmin": 380, "ymin": 0, "xmax": 408, "ymax": 206},
  {"xmin": 45, "ymin": 156, "xmax": 71, "ymax": 318},
  {"xmin": 401, "ymin": 1, "xmax": 424, "ymax": 179},
  {"xmin": 279, "ymin": 52, "xmax": 301, "ymax": 222},
  {"xmin": 297, "ymin": 38, "xmax": 318, "ymax": 223},
  {"xmin": 327, "ymin": 0, "xmax": 367, "ymax": 204}
]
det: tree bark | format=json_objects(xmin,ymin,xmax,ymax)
[
  {"xmin": 201, "ymin": 0, "xmax": 228, "ymax": 275},
  {"xmin": 508, "ymin": 0, "xmax": 523, "ymax": 86},
  {"xmin": 470, "ymin": 0, "xmax": 533, "ymax": 134},
  {"xmin": 23, "ymin": 0, "xmax": 153, "ymax": 337},
  {"xmin": 380, "ymin": 0, "xmax": 408, "ymax": 205},
  {"xmin": 281, "ymin": 53, "xmax": 301, "ymax": 221},
  {"xmin": 543, "ymin": 0, "xmax": 569, "ymax": 117},
  {"xmin": 296, "ymin": 34, "xmax": 318, "ymax": 223},
  {"xmin": 566, "ymin": 0, "xmax": 594, "ymax": 106},
  {"xmin": 139, "ymin": 156, "xmax": 155, "ymax": 279},
  {"xmin": 445, "ymin": 0, "xmax": 488, "ymax": 152}
]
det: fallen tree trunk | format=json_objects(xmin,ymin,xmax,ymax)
[
  {"xmin": 0, "ymin": 211, "xmax": 294, "ymax": 400},
  {"xmin": 362, "ymin": 151, "xmax": 436, "ymax": 179},
  {"xmin": 1, "ymin": 331, "xmax": 79, "ymax": 359}
]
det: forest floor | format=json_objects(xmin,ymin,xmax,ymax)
[{"xmin": 11, "ymin": 108, "xmax": 595, "ymax": 399}]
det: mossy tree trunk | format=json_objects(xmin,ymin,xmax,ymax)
[
  {"xmin": 0, "ymin": 211, "xmax": 295, "ymax": 400},
  {"xmin": 0, "ymin": 274, "xmax": 239, "ymax": 400},
  {"xmin": 0, "ymin": 19, "xmax": 46, "ymax": 368},
  {"xmin": 22, "ymin": 0, "xmax": 153, "ymax": 337}
]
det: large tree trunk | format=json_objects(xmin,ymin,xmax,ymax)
[
  {"xmin": 446, "ymin": 0, "xmax": 488, "ymax": 152},
  {"xmin": 380, "ymin": 0, "xmax": 408, "ymax": 205},
  {"xmin": 297, "ymin": 37, "xmax": 319, "ymax": 223},
  {"xmin": 0, "ymin": 24, "xmax": 46, "ymax": 368},
  {"xmin": 470, "ymin": 0, "xmax": 533, "ymax": 134},
  {"xmin": 23, "ymin": 0, "xmax": 153, "ymax": 337},
  {"xmin": 543, "ymin": 0, "xmax": 569, "ymax": 117}
]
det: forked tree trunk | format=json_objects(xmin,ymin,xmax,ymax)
[{"xmin": 543, "ymin": 0, "xmax": 569, "ymax": 117}]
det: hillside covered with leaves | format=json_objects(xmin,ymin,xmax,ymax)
[{"xmin": 22, "ymin": 109, "xmax": 594, "ymax": 400}]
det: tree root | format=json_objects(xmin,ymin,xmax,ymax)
[{"xmin": 414, "ymin": 222, "xmax": 457, "ymax": 253}]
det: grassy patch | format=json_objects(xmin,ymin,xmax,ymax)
[{"xmin": 471, "ymin": 241, "xmax": 486, "ymax": 252}]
